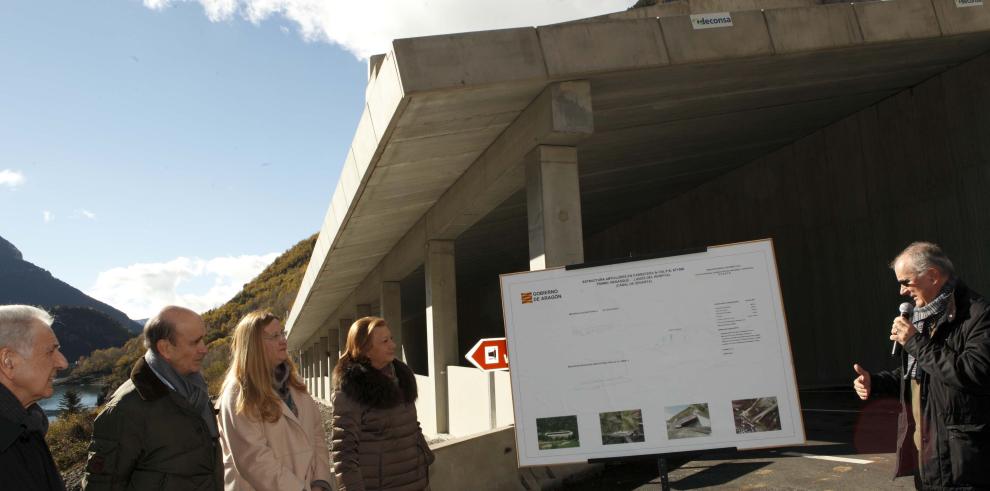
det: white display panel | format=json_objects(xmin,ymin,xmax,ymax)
[{"xmin": 500, "ymin": 240, "xmax": 804, "ymax": 466}]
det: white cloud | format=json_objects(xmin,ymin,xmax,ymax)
[
  {"xmin": 87, "ymin": 253, "xmax": 279, "ymax": 319},
  {"xmin": 142, "ymin": 0, "xmax": 635, "ymax": 59},
  {"xmin": 0, "ymin": 169, "xmax": 26, "ymax": 189},
  {"xmin": 42, "ymin": 210, "xmax": 54, "ymax": 223},
  {"xmin": 75, "ymin": 209, "xmax": 97, "ymax": 220}
]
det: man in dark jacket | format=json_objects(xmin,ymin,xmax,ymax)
[
  {"xmin": 82, "ymin": 306, "xmax": 222, "ymax": 491},
  {"xmin": 0, "ymin": 304, "xmax": 70, "ymax": 491},
  {"xmin": 853, "ymin": 242, "xmax": 990, "ymax": 489}
]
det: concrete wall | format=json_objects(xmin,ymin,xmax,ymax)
[
  {"xmin": 416, "ymin": 374, "xmax": 437, "ymax": 437},
  {"xmin": 447, "ymin": 366, "xmax": 515, "ymax": 437},
  {"xmin": 448, "ymin": 366, "xmax": 495, "ymax": 436},
  {"xmin": 429, "ymin": 426, "xmax": 602, "ymax": 490},
  {"xmin": 584, "ymin": 52, "xmax": 990, "ymax": 386}
]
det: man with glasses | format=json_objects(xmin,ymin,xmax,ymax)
[
  {"xmin": 852, "ymin": 242, "xmax": 990, "ymax": 489},
  {"xmin": 83, "ymin": 306, "xmax": 222, "ymax": 491}
]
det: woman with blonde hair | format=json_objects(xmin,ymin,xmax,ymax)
[
  {"xmin": 217, "ymin": 310, "xmax": 331, "ymax": 491},
  {"xmin": 330, "ymin": 316, "xmax": 434, "ymax": 490}
]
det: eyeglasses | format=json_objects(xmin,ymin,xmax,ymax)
[
  {"xmin": 897, "ymin": 270, "xmax": 927, "ymax": 287},
  {"xmin": 263, "ymin": 330, "xmax": 287, "ymax": 341}
]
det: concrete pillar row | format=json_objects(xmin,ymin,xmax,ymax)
[
  {"xmin": 381, "ymin": 281, "xmax": 403, "ymax": 363},
  {"xmin": 426, "ymin": 239, "xmax": 459, "ymax": 435},
  {"xmin": 318, "ymin": 337, "xmax": 329, "ymax": 401},
  {"xmin": 326, "ymin": 329, "xmax": 338, "ymax": 398},
  {"xmin": 302, "ymin": 347, "xmax": 310, "ymax": 393},
  {"xmin": 296, "ymin": 350, "xmax": 304, "ymax": 389},
  {"xmin": 526, "ymin": 145, "xmax": 585, "ymax": 270},
  {"xmin": 314, "ymin": 343, "xmax": 320, "ymax": 394},
  {"xmin": 308, "ymin": 345, "xmax": 315, "ymax": 394}
]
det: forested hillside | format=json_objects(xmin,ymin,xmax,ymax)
[
  {"xmin": 70, "ymin": 233, "xmax": 318, "ymax": 394},
  {"xmin": 52, "ymin": 234, "xmax": 318, "ymax": 487},
  {"xmin": 49, "ymin": 306, "xmax": 132, "ymax": 363}
]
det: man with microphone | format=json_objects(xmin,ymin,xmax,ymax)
[{"xmin": 852, "ymin": 242, "xmax": 990, "ymax": 489}]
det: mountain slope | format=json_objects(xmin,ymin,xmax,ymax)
[
  {"xmin": 0, "ymin": 235, "xmax": 142, "ymax": 360},
  {"xmin": 202, "ymin": 232, "xmax": 319, "ymax": 342},
  {"xmin": 49, "ymin": 306, "xmax": 132, "ymax": 363},
  {"xmin": 78, "ymin": 233, "xmax": 318, "ymax": 393}
]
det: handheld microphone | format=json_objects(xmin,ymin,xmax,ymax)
[{"xmin": 892, "ymin": 302, "xmax": 914, "ymax": 356}]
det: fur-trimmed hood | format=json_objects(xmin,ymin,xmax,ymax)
[{"xmin": 333, "ymin": 359, "xmax": 417, "ymax": 410}]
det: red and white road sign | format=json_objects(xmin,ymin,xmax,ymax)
[{"xmin": 465, "ymin": 337, "xmax": 509, "ymax": 371}]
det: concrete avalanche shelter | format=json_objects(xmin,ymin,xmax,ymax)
[{"xmin": 286, "ymin": 0, "xmax": 990, "ymax": 484}]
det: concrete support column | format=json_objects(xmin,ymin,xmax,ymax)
[
  {"xmin": 318, "ymin": 337, "xmax": 329, "ymax": 401},
  {"xmin": 298, "ymin": 350, "xmax": 305, "ymax": 389},
  {"xmin": 339, "ymin": 318, "xmax": 353, "ymax": 357},
  {"xmin": 381, "ymin": 281, "xmax": 403, "ymax": 362},
  {"xmin": 309, "ymin": 345, "xmax": 316, "ymax": 394},
  {"xmin": 526, "ymin": 145, "xmax": 585, "ymax": 270},
  {"xmin": 326, "ymin": 329, "xmax": 338, "ymax": 397},
  {"xmin": 426, "ymin": 239, "xmax": 458, "ymax": 434},
  {"xmin": 303, "ymin": 347, "xmax": 311, "ymax": 393}
]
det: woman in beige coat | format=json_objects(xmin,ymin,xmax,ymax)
[
  {"xmin": 218, "ymin": 310, "xmax": 332, "ymax": 491},
  {"xmin": 331, "ymin": 316, "xmax": 434, "ymax": 491}
]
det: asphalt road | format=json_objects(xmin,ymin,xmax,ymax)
[{"xmin": 568, "ymin": 389, "xmax": 915, "ymax": 490}]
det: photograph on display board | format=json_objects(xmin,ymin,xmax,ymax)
[
  {"xmin": 665, "ymin": 403, "xmax": 712, "ymax": 439},
  {"xmin": 537, "ymin": 415, "xmax": 581, "ymax": 450},
  {"xmin": 732, "ymin": 396, "xmax": 782, "ymax": 434},
  {"xmin": 599, "ymin": 409, "xmax": 646, "ymax": 445}
]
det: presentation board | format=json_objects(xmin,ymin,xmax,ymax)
[{"xmin": 499, "ymin": 239, "xmax": 804, "ymax": 466}]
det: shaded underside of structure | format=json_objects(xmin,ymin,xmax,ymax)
[{"xmin": 286, "ymin": 0, "xmax": 990, "ymax": 388}]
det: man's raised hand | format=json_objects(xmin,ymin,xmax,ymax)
[{"xmin": 853, "ymin": 363, "xmax": 871, "ymax": 400}]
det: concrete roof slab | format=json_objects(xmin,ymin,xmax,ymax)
[
  {"xmin": 378, "ymin": 128, "xmax": 495, "ymax": 167},
  {"xmin": 350, "ymin": 110, "xmax": 380, "ymax": 176},
  {"xmin": 932, "ymin": 0, "xmax": 990, "ymax": 35},
  {"xmin": 660, "ymin": 10, "xmax": 774, "ymax": 64},
  {"xmin": 286, "ymin": 0, "xmax": 990, "ymax": 348},
  {"xmin": 339, "ymin": 151, "xmax": 362, "ymax": 205},
  {"xmin": 765, "ymin": 4, "xmax": 863, "ymax": 54},
  {"xmin": 601, "ymin": 0, "xmax": 816, "ymax": 20},
  {"xmin": 538, "ymin": 19, "xmax": 669, "ymax": 77},
  {"xmin": 392, "ymin": 28, "xmax": 548, "ymax": 94},
  {"xmin": 365, "ymin": 53, "xmax": 405, "ymax": 139},
  {"xmin": 855, "ymin": 0, "xmax": 941, "ymax": 43}
]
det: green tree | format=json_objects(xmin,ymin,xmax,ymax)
[{"xmin": 58, "ymin": 389, "xmax": 83, "ymax": 415}]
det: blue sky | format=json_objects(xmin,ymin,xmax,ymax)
[{"xmin": 0, "ymin": 0, "xmax": 631, "ymax": 319}]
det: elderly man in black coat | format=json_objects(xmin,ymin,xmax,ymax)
[
  {"xmin": 853, "ymin": 242, "xmax": 990, "ymax": 490},
  {"xmin": 0, "ymin": 305, "xmax": 70, "ymax": 491}
]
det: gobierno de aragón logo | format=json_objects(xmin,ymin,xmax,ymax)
[{"xmin": 520, "ymin": 289, "xmax": 562, "ymax": 304}]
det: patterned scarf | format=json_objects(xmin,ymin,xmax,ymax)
[{"xmin": 907, "ymin": 278, "xmax": 956, "ymax": 379}]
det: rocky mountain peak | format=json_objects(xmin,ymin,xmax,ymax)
[{"xmin": 0, "ymin": 235, "xmax": 23, "ymax": 261}]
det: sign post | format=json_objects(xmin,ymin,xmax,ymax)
[{"xmin": 465, "ymin": 337, "xmax": 509, "ymax": 371}]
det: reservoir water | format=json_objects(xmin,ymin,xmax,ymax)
[{"xmin": 38, "ymin": 382, "xmax": 104, "ymax": 421}]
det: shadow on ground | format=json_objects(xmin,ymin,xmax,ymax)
[{"xmin": 565, "ymin": 389, "xmax": 902, "ymax": 490}]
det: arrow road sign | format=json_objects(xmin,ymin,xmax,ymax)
[{"xmin": 465, "ymin": 337, "xmax": 509, "ymax": 371}]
